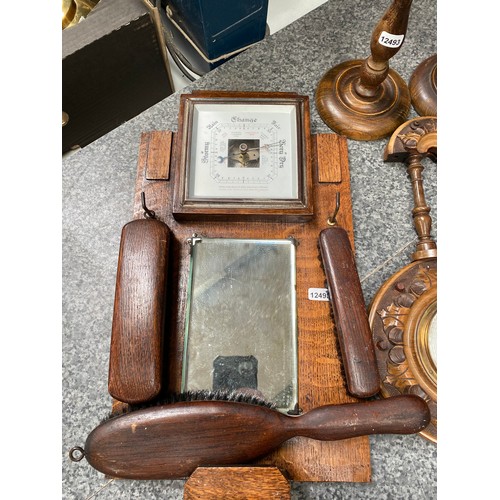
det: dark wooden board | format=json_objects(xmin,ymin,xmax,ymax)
[{"xmin": 126, "ymin": 130, "xmax": 370, "ymax": 482}]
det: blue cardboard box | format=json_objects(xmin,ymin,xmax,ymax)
[{"xmin": 161, "ymin": 0, "xmax": 268, "ymax": 74}]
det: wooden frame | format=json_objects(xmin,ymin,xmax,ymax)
[
  {"xmin": 369, "ymin": 258, "xmax": 437, "ymax": 443},
  {"xmin": 404, "ymin": 286, "xmax": 437, "ymax": 401},
  {"xmin": 172, "ymin": 91, "xmax": 314, "ymax": 222}
]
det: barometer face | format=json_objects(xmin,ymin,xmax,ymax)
[
  {"xmin": 187, "ymin": 102, "xmax": 299, "ymax": 200},
  {"xmin": 172, "ymin": 92, "xmax": 313, "ymax": 221}
]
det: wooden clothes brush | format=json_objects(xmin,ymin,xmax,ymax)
[
  {"xmin": 319, "ymin": 225, "xmax": 379, "ymax": 399},
  {"xmin": 108, "ymin": 213, "xmax": 170, "ymax": 405},
  {"xmin": 76, "ymin": 390, "xmax": 430, "ymax": 480}
]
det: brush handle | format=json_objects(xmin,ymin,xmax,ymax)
[
  {"xmin": 108, "ymin": 218, "xmax": 170, "ymax": 404},
  {"xmin": 319, "ymin": 227, "xmax": 380, "ymax": 397},
  {"xmin": 83, "ymin": 395, "xmax": 429, "ymax": 479},
  {"xmin": 285, "ymin": 394, "xmax": 429, "ymax": 440}
]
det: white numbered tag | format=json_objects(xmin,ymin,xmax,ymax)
[
  {"xmin": 378, "ymin": 31, "xmax": 404, "ymax": 48},
  {"xmin": 308, "ymin": 287, "xmax": 330, "ymax": 302}
]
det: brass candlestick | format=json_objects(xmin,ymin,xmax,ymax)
[
  {"xmin": 385, "ymin": 117, "xmax": 437, "ymax": 261},
  {"xmin": 316, "ymin": 0, "xmax": 413, "ymax": 141},
  {"xmin": 62, "ymin": 0, "xmax": 99, "ymax": 30}
]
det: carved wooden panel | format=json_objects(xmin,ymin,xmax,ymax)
[{"xmin": 369, "ymin": 258, "xmax": 437, "ymax": 442}]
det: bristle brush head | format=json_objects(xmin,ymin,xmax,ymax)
[
  {"xmin": 105, "ymin": 389, "xmax": 276, "ymax": 421},
  {"xmin": 169, "ymin": 389, "xmax": 275, "ymax": 407}
]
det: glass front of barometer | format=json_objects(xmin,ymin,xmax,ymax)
[{"xmin": 187, "ymin": 102, "xmax": 299, "ymax": 200}]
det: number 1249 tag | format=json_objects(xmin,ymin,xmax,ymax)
[{"xmin": 308, "ymin": 288, "xmax": 330, "ymax": 301}]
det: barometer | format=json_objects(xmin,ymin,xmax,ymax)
[
  {"xmin": 172, "ymin": 91, "xmax": 314, "ymax": 221},
  {"xmin": 369, "ymin": 116, "xmax": 437, "ymax": 442}
]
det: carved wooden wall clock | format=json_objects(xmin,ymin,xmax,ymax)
[
  {"xmin": 369, "ymin": 116, "xmax": 437, "ymax": 443},
  {"xmin": 172, "ymin": 91, "xmax": 314, "ymax": 221}
]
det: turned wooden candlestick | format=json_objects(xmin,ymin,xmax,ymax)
[
  {"xmin": 409, "ymin": 54, "xmax": 437, "ymax": 117},
  {"xmin": 316, "ymin": 0, "xmax": 413, "ymax": 140}
]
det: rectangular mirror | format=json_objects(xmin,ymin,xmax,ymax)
[{"xmin": 181, "ymin": 237, "xmax": 298, "ymax": 412}]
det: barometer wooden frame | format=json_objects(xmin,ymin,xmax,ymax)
[{"xmin": 172, "ymin": 91, "xmax": 314, "ymax": 222}]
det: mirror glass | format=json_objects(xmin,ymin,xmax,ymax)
[
  {"xmin": 188, "ymin": 102, "xmax": 299, "ymax": 200},
  {"xmin": 428, "ymin": 312, "xmax": 437, "ymax": 366},
  {"xmin": 182, "ymin": 237, "xmax": 298, "ymax": 412}
]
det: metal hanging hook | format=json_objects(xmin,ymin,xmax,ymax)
[
  {"xmin": 141, "ymin": 192, "xmax": 156, "ymax": 219},
  {"xmin": 69, "ymin": 446, "xmax": 85, "ymax": 462},
  {"xmin": 327, "ymin": 192, "xmax": 341, "ymax": 226}
]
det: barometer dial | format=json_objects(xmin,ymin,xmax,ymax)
[{"xmin": 188, "ymin": 103, "xmax": 298, "ymax": 200}]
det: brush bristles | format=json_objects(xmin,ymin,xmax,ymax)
[
  {"xmin": 167, "ymin": 389, "xmax": 275, "ymax": 407},
  {"xmin": 106, "ymin": 389, "xmax": 275, "ymax": 421}
]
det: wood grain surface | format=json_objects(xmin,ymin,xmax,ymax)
[
  {"xmin": 144, "ymin": 130, "xmax": 172, "ymax": 180},
  {"xmin": 108, "ymin": 218, "xmax": 170, "ymax": 404},
  {"xmin": 184, "ymin": 467, "xmax": 290, "ymax": 499},
  {"xmin": 86, "ymin": 396, "xmax": 429, "ymax": 479},
  {"xmin": 319, "ymin": 227, "xmax": 379, "ymax": 398},
  {"xmin": 123, "ymin": 129, "xmax": 370, "ymax": 482}
]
